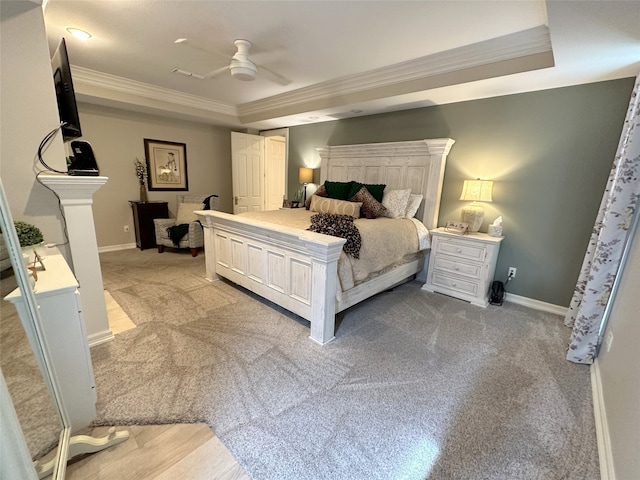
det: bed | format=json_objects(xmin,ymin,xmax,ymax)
[{"xmin": 196, "ymin": 138, "xmax": 455, "ymax": 345}]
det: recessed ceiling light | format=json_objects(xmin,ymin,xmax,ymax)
[
  {"xmin": 175, "ymin": 38, "xmax": 188, "ymax": 44},
  {"xmin": 66, "ymin": 27, "xmax": 92, "ymax": 40}
]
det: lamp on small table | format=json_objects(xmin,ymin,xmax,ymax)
[
  {"xmin": 459, "ymin": 179, "xmax": 493, "ymax": 232},
  {"xmin": 299, "ymin": 167, "xmax": 314, "ymax": 204}
]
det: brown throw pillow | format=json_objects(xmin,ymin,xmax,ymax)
[
  {"xmin": 349, "ymin": 186, "xmax": 387, "ymax": 219},
  {"xmin": 305, "ymin": 184, "xmax": 328, "ymax": 210}
]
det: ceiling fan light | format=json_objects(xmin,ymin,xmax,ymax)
[
  {"xmin": 231, "ymin": 66, "xmax": 257, "ymax": 81},
  {"xmin": 66, "ymin": 27, "xmax": 92, "ymax": 40}
]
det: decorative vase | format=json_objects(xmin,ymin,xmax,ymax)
[
  {"xmin": 21, "ymin": 242, "xmax": 46, "ymax": 264},
  {"xmin": 140, "ymin": 184, "xmax": 148, "ymax": 203}
]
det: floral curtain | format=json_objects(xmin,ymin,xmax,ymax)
[{"xmin": 564, "ymin": 74, "xmax": 640, "ymax": 364}]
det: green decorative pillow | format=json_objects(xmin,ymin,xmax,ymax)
[
  {"xmin": 324, "ymin": 181, "xmax": 353, "ymax": 200},
  {"xmin": 347, "ymin": 182, "xmax": 386, "ymax": 203}
]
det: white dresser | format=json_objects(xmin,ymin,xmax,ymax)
[
  {"xmin": 422, "ymin": 228, "xmax": 504, "ymax": 307},
  {"xmin": 4, "ymin": 251, "xmax": 97, "ymax": 431}
]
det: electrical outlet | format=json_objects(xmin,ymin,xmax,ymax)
[
  {"xmin": 508, "ymin": 267, "xmax": 517, "ymax": 278},
  {"xmin": 606, "ymin": 330, "xmax": 614, "ymax": 352},
  {"xmin": 124, "ymin": 225, "xmax": 130, "ymax": 232}
]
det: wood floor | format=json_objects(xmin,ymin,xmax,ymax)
[
  {"xmin": 61, "ymin": 424, "xmax": 250, "ymax": 480},
  {"xmin": 50, "ymin": 295, "xmax": 250, "ymax": 479}
]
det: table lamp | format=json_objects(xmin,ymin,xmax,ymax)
[
  {"xmin": 299, "ymin": 167, "xmax": 314, "ymax": 203},
  {"xmin": 459, "ymin": 179, "xmax": 493, "ymax": 232}
]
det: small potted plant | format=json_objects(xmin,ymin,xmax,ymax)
[{"xmin": 14, "ymin": 221, "xmax": 44, "ymax": 262}]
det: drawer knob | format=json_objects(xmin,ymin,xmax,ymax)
[
  {"xmin": 454, "ymin": 266, "xmax": 459, "ymax": 270},
  {"xmin": 452, "ymin": 282, "xmax": 457, "ymax": 287},
  {"xmin": 456, "ymin": 248, "xmax": 462, "ymax": 253}
]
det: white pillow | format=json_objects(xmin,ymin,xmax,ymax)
[
  {"xmin": 382, "ymin": 189, "xmax": 412, "ymax": 218},
  {"xmin": 310, "ymin": 196, "xmax": 362, "ymax": 217},
  {"xmin": 176, "ymin": 202, "xmax": 203, "ymax": 224},
  {"xmin": 405, "ymin": 194, "xmax": 423, "ymax": 218}
]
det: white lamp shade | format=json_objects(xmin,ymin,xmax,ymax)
[
  {"xmin": 299, "ymin": 167, "xmax": 314, "ymax": 184},
  {"xmin": 459, "ymin": 179, "xmax": 493, "ymax": 202}
]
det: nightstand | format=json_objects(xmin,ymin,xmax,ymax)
[{"xmin": 422, "ymin": 228, "xmax": 504, "ymax": 307}]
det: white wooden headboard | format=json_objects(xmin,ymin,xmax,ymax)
[{"xmin": 316, "ymin": 138, "xmax": 455, "ymax": 230}]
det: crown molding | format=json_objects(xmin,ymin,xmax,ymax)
[
  {"xmin": 238, "ymin": 26, "xmax": 553, "ymax": 122},
  {"xmin": 71, "ymin": 66, "xmax": 238, "ymax": 118},
  {"xmin": 70, "ymin": 26, "xmax": 551, "ymax": 127}
]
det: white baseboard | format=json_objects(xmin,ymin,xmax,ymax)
[
  {"xmin": 591, "ymin": 359, "xmax": 615, "ymax": 480},
  {"xmin": 88, "ymin": 329, "xmax": 115, "ymax": 348},
  {"xmin": 504, "ymin": 292, "xmax": 568, "ymax": 316},
  {"xmin": 98, "ymin": 243, "xmax": 137, "ymax": 253}
]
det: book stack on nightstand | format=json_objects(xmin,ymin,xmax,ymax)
[{"xmin": 422, "ymin": 227, "xmax": 504, "ymax": 307}]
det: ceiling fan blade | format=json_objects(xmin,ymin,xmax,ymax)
[
  {"xmin": 256, "ymin": 64, "xmax": 292, "ymax": 86},
  {"xmin": 174, "ymin": 38, "xmax": 230, "ymax": 60},
  {"xmin": 203, "ymin": 65, "xmax": 231, "ymax": 79}
]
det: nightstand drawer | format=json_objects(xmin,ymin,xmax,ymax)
[
  {"xmin": 431, "ymin": 272, "xmax": 480, "ymax": 296},
  {"xmin": 433, "ymin": 256, "xmax": 482, "ymax": 279},
  {"xmin": 435, "ymin": 238, "xmax": 486, "ymax": 262}
]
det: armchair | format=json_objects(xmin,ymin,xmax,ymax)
[{"xmin": 154, "ymin": 194, "xmax": 219, "ymax": 257}]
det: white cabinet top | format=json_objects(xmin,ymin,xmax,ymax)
[
  {"xmin": 432, "ymin": 227, "xmax": 504, "ymax": 245},
  {"xmin": 5, "ymin": 252, "xmax": 78, "ymax": 302}
]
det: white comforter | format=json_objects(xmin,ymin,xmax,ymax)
[{"xmin": 238, "ymin": 209, "xmax": 430, "ymax": 291}]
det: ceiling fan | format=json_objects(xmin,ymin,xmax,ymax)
[{"xmin": 172, "ymin": 38, "xmax": 292, "ymax": 85}]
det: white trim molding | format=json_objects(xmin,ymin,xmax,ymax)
[
  {"xmin": 504, "ymin": 292, "xmax": 568, "ymax": 316},
  {"xmin": 591, "ymin": 359, "xmax": 616, "ymax": 480},
  {"xmin": 98, "ymin": 243, "xmax": 137, "ymax": 253}
]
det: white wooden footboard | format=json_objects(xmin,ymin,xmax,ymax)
[{"xmin": 197, "ymin": 210, "xmax": 345, "ymax": 345}]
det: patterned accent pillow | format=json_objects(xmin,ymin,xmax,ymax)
[
  {"xmin": 324, "ymin": 180, "xmax": 353, "ymax": 200},
  {"xmin": 176, "ymin": 202, "xmax": 204, "ymax": 224},
  {"xmin": 305, "ymin": 184, "xmax": 328, "ymax": 210},
  {"xmin": 349, "ymin": 186, "xmax": 387, "ymax": 219},
  {"xmin": 405, "ymin": 194, "xmax": 423, "ymax": 218},
  {"xmin": 347, "ymin": 182, "xmax": 386, "ymax": 203},
  {"xmin": 382, "ymin": 189, "xmax": 412, "ymax": 218},
  {"xmin": 307, "ymin": 213, "xmax": 362, "ymax": 258},
  {"xmin": 310, "ymin": 196, "xmax": 362, "ymax": 217}
]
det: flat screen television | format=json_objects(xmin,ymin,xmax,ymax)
[{"xmin": 51, "ymin": 38, "xmax": 82, "ymax": 142}]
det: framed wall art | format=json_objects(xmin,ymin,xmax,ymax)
[{"xmin": 144, "ymin": 139, "xmax": 188, "ymax": 191}]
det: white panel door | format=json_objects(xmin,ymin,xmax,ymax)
[
  {"xmin": 232, "ymin": 132, "xmax": 264, "ymax": 213},
  {"xmin": 264, "ymin": 136, "xmax": 286, "ymax": 210}
]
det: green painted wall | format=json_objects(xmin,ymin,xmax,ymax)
[{"xmin": 287, "ymin": 78, "xmax": 635, "ymax": 306}]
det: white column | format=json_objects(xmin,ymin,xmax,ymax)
[{"xmin": 39, "ymin": 175, "xmax": 113, "ymax": 346}]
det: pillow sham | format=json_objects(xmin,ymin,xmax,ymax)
[
  {"xmin": 324, "ymin": 180, "xmax": 353, "ymax": 200},
  {"xmin": 176, "ymin": 202, "xmax": 203, "ymax": 224},
  {"xmin": 305, "ymin": 184, "xmax": 328, "ymax": 210},
  {"xmin": 347, "ymin": 182, "xmax": 386, "ymax": 203},
  {"xmin": 405, "ymin": 194, "xmax": 423, "ymax": 218},
  {"xmin": 349, "ymin": 186, "xmax": 387, "ymax": 219},
  {"xmin": 310, "ymin": 195, "xmax": 362, "ymax": 218},
  {"xmin": 382, "ymin": 189, "xmax": 412, "ymax": 219}
]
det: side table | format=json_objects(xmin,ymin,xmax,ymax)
[
  {"xmin": 129, "ymin": 201, "xmax": 169, "ymax": 250},
  {"xmin": 422, "ymin": 228, "xmax": 504, "ymax": 307}
]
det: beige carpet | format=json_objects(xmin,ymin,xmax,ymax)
[{"xmin": 89, "ymin": 249, "xmax": 599, "ymax": 480}]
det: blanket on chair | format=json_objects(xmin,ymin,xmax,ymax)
[{"xmin": 167, "ymin": 224, "xmax": 190, "ymax": 246}]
